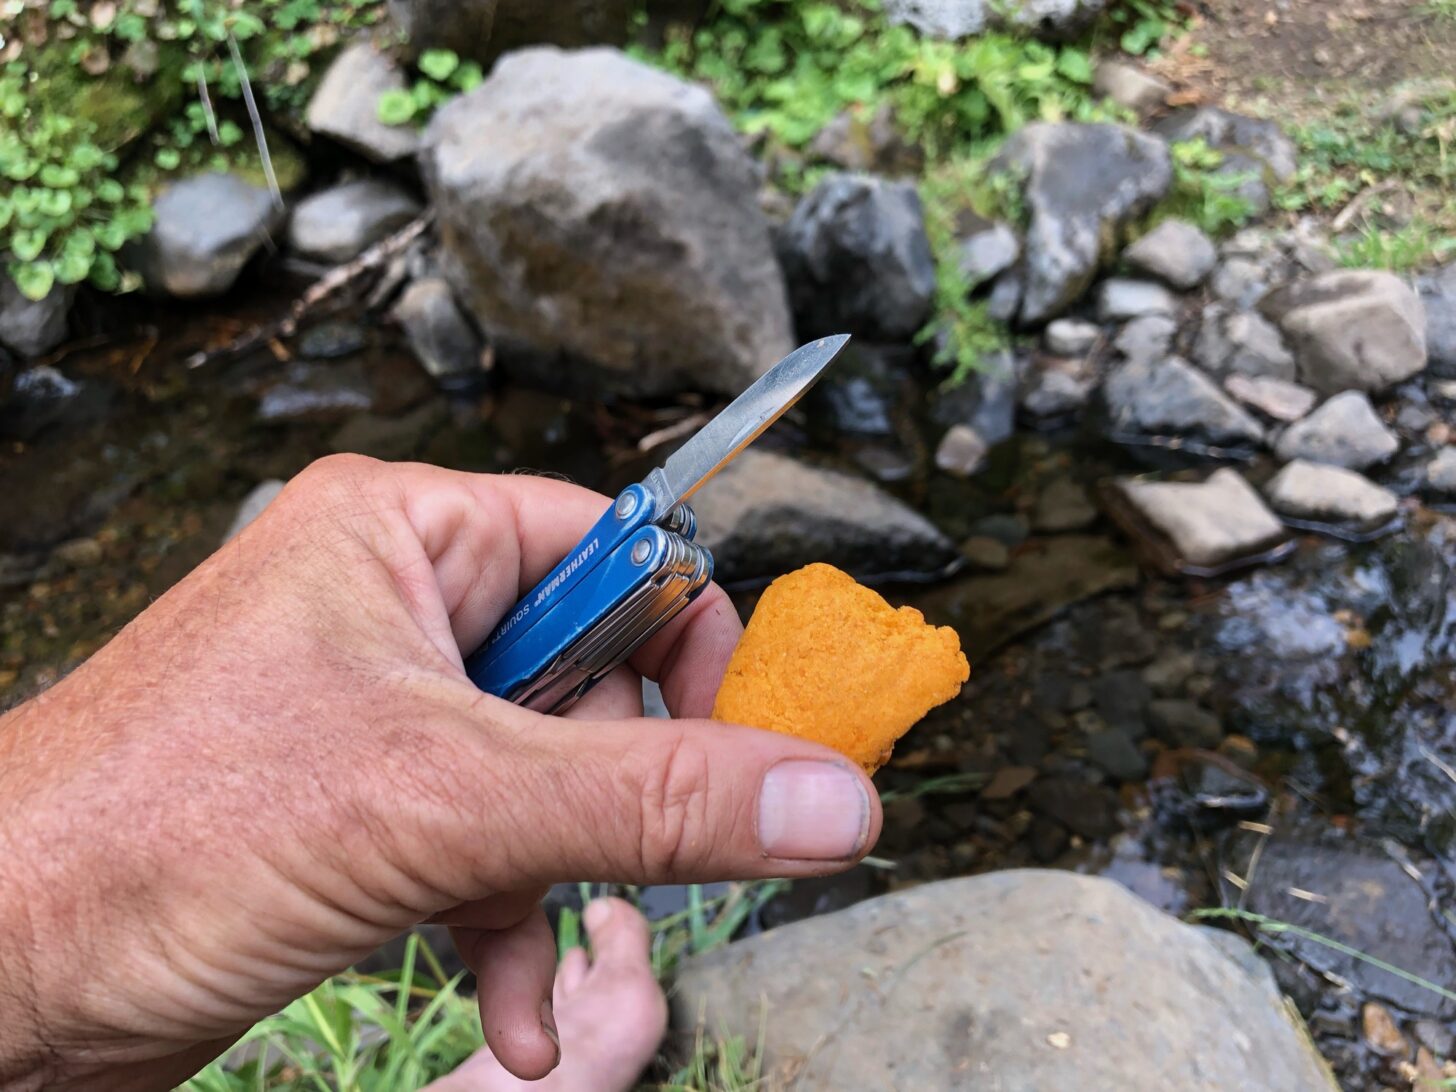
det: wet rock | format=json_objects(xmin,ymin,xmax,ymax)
[
  {"xmin": 297, "ymin": 321, "xmax": 369, "ymax": 361},
  {"xmin": 808, "ymin": 103, "xmax": 924, "ymax": 177},
  {"xmin": 1104, "ymin": 356, "xmax": 1265, "ymax": 447},
  {"xmin": 934, "ymin": 424, "xmax": 989, "ymax": 478},
  {"xmin": 1044, "ymin": 318, "xmax": 1099, "ymax": 357},
  {"xmin": 134, "ymin": 173, "xmax": 284, "ymax": 298},
  {"xmin": 307, "ymin": 43, "xmax": 419, "ymax": 162},
  {"xmin": 1033, "ymin": 477, "xmax": 1097, "ymax": 532},
  {"xmin": 1147, "ymin": 699, "xmax": 1223, "ymax": 748},
  {"xmin": 1097, "ymin": 278, "xmax": 1178, "ymax": 322},
  {"xmin": 1414, "ymin": 1019, "xmax": 1454, "ymax": 1058},
  {"xmin": 1151, "ymin": 753, "xmax": 1270, "ymax": 831},
  {"xmin": 1224, "ymin": 823, "xmax": 1456, "ymax": 1017},
  {"xmin": 954, "ymin": 215, "xmax": 1019, "ymax": 290},
  {"xmin": 1417, "ymin": 261, "xmax": 1456, "ymax": 376},
  {"xmin": 805, "ymin": 342, "xmax": 907, "ymax": 438},
  {"xmin": 1124, "ymin": 219, "xmax": 1216, "ymax": 290},
  {"xmin": 929, "ymin": 349, "xmax": 1017, "ymax": 445},
  {"xmin": 1224, "ymin": 374, "xmax": 1317, "ymax": 423},
  {"xmin": 960, "ymin": 535, "xmax": 1009, "ymax": 571},
  {"xmin": 1261, "ymin": 270, "xmax": 1428, "ymax": 395},
  {"xmin": 287, "ymin": 180, "xmax": 421, "ymax": 264},
  {"xmin": 0, "ymin": 278, "xmax": 70, "ymax": 359},
  {"xmin": 1086, "ymin": 729, "xmax": 1147, "ymax": 781},
  {"xmin": 1093, "ymin": 59, "xmax": 1170, "ymax": 114},
  {"xmin": 0, "ymin": 365, "xmax": 85, "ymax": 442},
  {"xmin": 1027, "ymin": 815, "xmax": 1069, "ymax": 861},
  {"xmin": 1093, "ymin": 670, "xmax": 1150, "ymax": 738},
  {"xmin": 1274, "ymin": 391, "xmax": 1399, "ymax": 470},
  {"xmin": 1265, "ymin": 460, "xmax": 1399, "ymax": 529},
  {"xmin": 991, "ymin": 123, "xmax": 1172, "ymax": 325},
  {"xmin": 1028, "ymin": 777, "xmax": 1119, "ymax": 838},
  {"xmin": 223, "ymin": 480, "xmax": 286, "ymax": 543},
  {"xmin": 329, "ymin": 401, "xmax": 450, "ymax": 461},
  {"xmin": 882, "ymin": 0, "xmax": 1105, "ymax": 39},
  {"xmin": 388, "ymin": 0, "xmax": 630, "ymax": 63},
  {"xmin": 1152, "ymin": 107, "xmax": 1297, "ymax": 214},
  {"xmin": 1114, "ymin": 314, "xmax": 1176, "ymax": 366},
  {"xmin": 986, "ymin": 269, "xmax": 1023, "ymax": 323},
  {"xmin": 1192, "ymin": 304, "xmax": 1296, "ymax": 381},
  {"xmin": 1114, "ymin": 469, "xmax": 1286, "ymax": 571},
  {"xmin": 1142, "ymin": 651, "xmax": 1196, "ymax": 697},
  {"xmin": 257, "ymin": 361, "xmax": 374, "ymax": 422},
  {"xmin": 386, "ymin": 0, "xmax": 495, "ymax": 59},
  {"xmin": 694, "ymin": 449, "xmax": 958, "ymax": 584},
  {"xmin": 1427, "ymin": 447, "xmax": 1456, "ymax": 493},
  {"xmin": 392, "ymin": 278, "xmax": 486, "ymax": 381},
  {"xmin": 1020, "ymin": 359, "xmax": 1095, "ymax": 419},
  {"xmin": 1361, "ymin": 1002, "xmax": 1410, "ymax": 1059},
  {"xmin": 783, "ymin": 173, "xmax": 935, "ymax": 341},
  {"xmin": 422, "ymin": 47, "xmax": 792, "ymax": 397}
]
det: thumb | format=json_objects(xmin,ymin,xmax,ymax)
[{"xmin": 497, "ymin": 716, "xmax": 882, "ymax": 889}]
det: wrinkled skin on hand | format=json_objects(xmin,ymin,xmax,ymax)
[{"xmin": 0, "ymin": 457, "xmax": 881, "ymax": 1091}]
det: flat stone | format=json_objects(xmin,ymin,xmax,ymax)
[
  {"xmin": 1193, "ymin": 304, "xmax": 1296, "ymax": 381},
  {"xmin": 1093, "ymin": 59, "xmax": 1170, "ymax": 114},
  {"xmin": 1114, "ymin": 314, "xmax": 1177, "ymax": 366},
  {"xmin": 1124, "ymin": 219, "xmax": 1217, "ymax": 290},
  {"xmin": 1274, "ymin": 391, "xmax": 1399, "ymax": 470},
  {"xmin": 1427, "ymin": 447, "xmax": 1456, "ymax": 492},
  {"xmin": 392, "ymin": 278, "xmax": 486, "ymax": 380},
  {"xmin": 256, "ymin": 361, "xmax": 374, "ymax": 422},
  {"xmin": 1097, "ymin": 278, "xmax": 1178, "ymax": 322},
  {"xmin": 960, "ymin": 535, "xmax": 1010, "ymax": 571},
  {"xmin": 693, "ymin": 449, "xmax": 959, "ymax": 584},
  {"xmin": 0, "ymin": 278, "xmax": 71, "ymax": 359},
  {"xmin": 784, "ymin": 172, "xmax": 936, "ymax": 341},
  {"xmin": 307, "ymin": 43, "xmax": 420, "ymax": 162},
  {"xmin": 1224, "ymin": 374, "xmax": 1317, "ymax": 423},
  {"xmin": 1044, "ymin": 318, "xmax": 1100, "ymax": 357},
  {"xmin": 1020, "ymin": 361, "xmax": 1094, "ymax": 419},
  {"xmin": 223, "ymin": 480, "xmax": 286, "ymax": 543},
  {"xmin": 421, "ymin": 47, "xmax": 792, "ymax": 397},
  {"xmin": 134, "ymin": 173, "xmax": 284, "ymax": 298},
  {"xmin": 1033, "ymin": 476, "xmax": 1097, "ymax": 532},
  {"xmin": 1104, "ymin": 356, "xmax": 1265, "ymax": 446},
  {"xmin": 1086, "ymin": 728, "xmax": 1148, "ymax": 781},
  {"xmin": 287, "ymin": 179, "xmax": 421, "ymax": 264},
  {"xmin": 1265, "ymin": 459, "xmax": 1398, "ymax": 527},
  {"xmin": 992, "ymin": 123, "xmax": 1171, "ymax": 324},
  {"xmin": 1147, "ymin": 698, "xmax": 1224, "ymax": 748},
  {"xmin": 1115, "ymin": 468, "xmax": 1286, "ymax": 570},
  {"xmin": 935, "ymin": 423, "xmax": 990, "ymax": 478},
  {"xmin": 1261, "ymin": 270, "xmax": 1428, "ymax": 395}
]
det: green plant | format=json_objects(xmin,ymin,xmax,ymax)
[
  {"xmin": 1103, "ymin": 0, "xmax": 1186, "ymax": 56},
  {"xmin": 1159, "ymin": 139, "xmax": 1259, "ymax": 235},
  {"xmin": 662, "ymin": 1017, "xmax": 768, "ymax": 1092},
  {"xmin": 1336, "ymin": 222, "xmax": 1456, "ymax": 271},
  {"xmin": 377, "ymin": 48, "xmax": 484, "ymax": 127}
]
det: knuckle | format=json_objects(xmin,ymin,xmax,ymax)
[
  {"xmin": 289, "ymin": 453, "xmax": 382, "ymax": 499},
  {"xmin": 633, "ymin": 730, "xmax": 714, "ymax": 879}
]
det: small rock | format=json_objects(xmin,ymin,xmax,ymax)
[
  {"xmin": 53, "ymin": 537, "xmax": 103, "ymax": 568},
  {"xmin": 329, "ymin": 401, "xmax": 450, "ymax": 461},
  {"xmin": 0, "ymin": 365, "xmax": 84, "ymax": 443},
  {"xmin": 960, "ymin": 535, "xmax": 1010, "ymax": 571},
  {"xmin": 1147, "ymin": 698, "xmax": 1224, "ymax": 748},
  {"xmin": 1028, "ymin": 777, "xmax": 1120, "ymax": 838},
  {"xmin": 694, "ymin": 449, "xmax": 960, "ymax": 584},
  {"xmin": 389, "ymin": 0, "xmax": 631, "ymax": 63},
  {"xmin": 784, "ymin": 172, "xmax": 936, "ymax": 341},
  {"xmin": 1413, "ymin": 1019, "xmax": 1454, "ymax": 1058},
  {"xmin": 1217, "ymin": 735, "xmax": 1259, "ymax": 769},
  {"xmin": 135, "ymin": 173, "xmax": 284, "ymax": 298},
  {"xmin": 1210, "ymin": 257, "xmax": 1273, "ymax": 310},
  {"xmin": 1397, "ymin": 402, "xmax": 1435, "ymax": 432},
  {"xmin": 987, "ymin": 270, "xmax": 1023, "ymax": 323},
  {"xmin": 934, "ymin": 423, "xmax": 989, "ymax": 478},
  {"xmin": 992, "ymin": 123, "xmax": 1172, "ymax": 324},
  {"xmin": 1092, "ymin": 670, "xmax": 1150, "ymax": 738},
  {"xmin": 1097, "ymin": 278, "xmax": 1179, "ymax": 322},
  {"xmin": 1033, "ymin": 477, "xmax": 1097, "ymax": 532},
  {"xmin": 1115, "ymin": 314, "xmax": 1177, "ymax": 366},
  {"xmin": 807, "ymin": 103, "xmax": 923, "ymax": 176},
  {"xmin": 1104, "ymin": 356, "xmax": 1265, "ymax": 447},
  {"xmin": 0, "ymin": 278, "xmax": 71, "ymax": 359},
  {"xmin": 806, "ymin": 342, "xmax": 908, "ymax": 439},
  {"xmin": 307, "ymin": 42, "xmax": 420, "ymax": 162},
  {"xmin": 223, "ymin": 480, "xmax": 286, "ymax": 543},
  {"xmin": 1193, "ymin": 305, "xmax": 1296, "ymax": 381},
  {"xmin": 1124, "ymin": 220, "xmax": 1217, "ymax": 290},
  {"xmin": 1142, "ymin": 652, "xmax": 1196, "ymax": 697},
  {"xmin": 1261, "ymin": 270, "xmax": 1428, "ymax": 395},
  {"xmin": 1021, "ymin": 362, "xmax": 1095, "ymax": 419},
  {"xmin": 1224, "ymin": 374, "xmax": 1317, "ymax": 423},
  {"xmin": 972, "ymin": 513, "xmax": 1030, "ymax": 547},
  {"xmin": 929, "ymin": 348, "xmax": 1017, "ymax": 445},
  {"xmin": 1361, "ymin": 1002, "xmax": 1410, "ymax": 1059},
  {"xmin": 1274, "ymin": 392, "xmax": 1399, "ymax": 470},
  {"xmin": 1093, "ymin": 59, "xmax": 1170, "ymax": 114},
  {"xmin": 1086, "ymin": 729, "xmax": 1148, "ymax": 781},
  {"xmin": 257, "ymin": 361, "xmax": 374, "ymax": 422},
  {"xmin": 392, "ymin": 278, "xmax": 486, "ymax": 381},
  {"xmin": 297, "ymin": 321, "xmax": 369, "ymax": 361},
  {"xmin": 1115, "ymin": 469, "xmax": 1286, "ymax": 571},
  {"xmin": 1265, "ymin": 460, "xmax": 1399, "ymax": 528},
  {"xmin": 981, "ymin": 765, "xmax": 1038, "ymax": 799},
  {"xmin": 1417, "ymin": 261, "xmax": 1456, "ymax": 377},
  {"xmin": 955, "ymin": 214, "xmax": 1020, "ymax": 290},
  {"xmin": 1044, "ymin": 318, "xmax": 1100, "ymax": 357},
  {"xmin": 883, "ymin": 0, "xmax": 1106, "ymax": 39},
  {"xmin": 287, "ymin": 179, "xmax": 421, "ymax": 264},
  {"xmin": 1429, "ymin": 447, "xmax": 1456, "ymax": 493}
]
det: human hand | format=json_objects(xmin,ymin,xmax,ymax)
[{"xmin": 0, "ymin": 456, "xmax": 881, "ymax": 1091}]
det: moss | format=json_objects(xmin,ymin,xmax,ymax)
[
  {"xmin": 28, "ymin": 41, "xmax": 189, "ymax": 152},
  {"xmin": 123, "ymin": 125, "xmax": 309, "ymax": 197}
]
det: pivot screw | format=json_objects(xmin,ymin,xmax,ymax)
[
  {"xmin": 631, "ymin": 539, "xmax": 652, "ymax": 565},
  {"xmin": 615, "ymin": 491, "xmax": 639, "ymax": 520}
]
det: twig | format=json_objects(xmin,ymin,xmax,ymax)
[
  {"xmin": 185, "ymin": 214, "xmax": 433, "ymax": 369},
  {"xmin": 637, "ymin": 412, "xmax": 709, "ymax": 455},
  {"xmin": 228, "ymin": 31, "xmax": 282, "ymax": 210},
  {"xmin": 1330, "ymin": 180, "xmax": 1401, "ymax": 233},
  {"xmin": 196, "ymin": 69, "xmax": 221, "ymax": 146}
]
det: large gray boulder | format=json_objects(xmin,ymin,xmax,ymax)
[
  {"xmin": 1123, "ymin": 218, "xmax": 1216, "ymax": 290},
  {"xmin": 1260, "ymin": 270, "xmax": 1427, "ymax": 395},
  {"xmin": 991, "ymin": 123, "xmax": 1172, "ymax": 325},
  {"xmin": 389, "ymin": 0, "xmax": 630, "ymax": 63},
  {"xmin": 883, "ymin": 0, "xmax": 1105, "ymax": 40},
  {"xmin": 287, "ymin": 179, "xmax": 421, "ymax": 264},
  {"xmin": 1104, "ymin": 355, "xmax": 1264, "ymax": 447},
  {"xmin": 1417, "ymin": 261, "xmax": 1456, "ymax": 376},
  {"xmin": 1274, "ymin": 391, "xmax": 1399, "ymax": 470},
  {"xmin": 693, "ymin": 449, "xmax": 959, "ymax": 584},
  {"xmin": 421, "ymin": 47, "xmax": 793, "ymax": 397},
  {"xmin": 0, "ymin": 278, "xmax": 71, "ymax": 359},
  {"xmin": 134, "ymin": 173, "xmax": 284, "ymax": 298},
  {"xmin": 307, "ymin": 43, "xmax": 420, "ymax": 163},
  {"xmin": 782, "ymin": 173, "xmax": 936, "ymax": 342},
  {"xmin": 674, "ymin": 871, "xmax": 1335, "ymax": 1091}
]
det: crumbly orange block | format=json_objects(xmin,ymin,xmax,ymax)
[{"xmin": 712, "ymin": 563, "xmax": 970, "ymax": 773}]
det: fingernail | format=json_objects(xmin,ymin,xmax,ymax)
[
  {"xmin": 540, "ymin": 999, "xmax": 560, "ymax": 1061},
  {"xmin": 758, "ymin": 761, "xmax": 869, "ymax": 860},
  {"xmin": 584, "ymin": 898, "xmax": 613, "ymax": 934}
]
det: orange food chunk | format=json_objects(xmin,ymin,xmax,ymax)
[{"xmin": 712, "ymin": 563, "xmax": 970, "ymax": 773}]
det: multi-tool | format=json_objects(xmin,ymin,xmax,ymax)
[{"xmin": 465, "ymin": 334, "xmax": 851, "ymax": 715}]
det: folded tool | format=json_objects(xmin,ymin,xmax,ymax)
[{"xmin": 466, "ymin": 334, "xmax": 851, "ymax": 715}]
